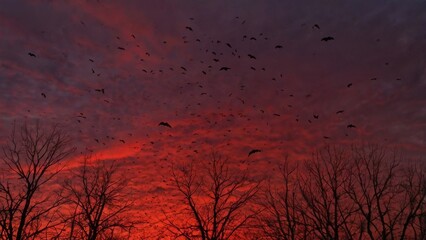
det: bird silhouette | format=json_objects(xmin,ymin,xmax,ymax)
[
  {"xmin": 321, "ymin": 36, "xmax": 334, "ymax": 41},
  {"xmin": 336, "ymin": 110, "xmax": 344, "ymax": 114},
  {"xmin": 185, "ymin": 26, "xmax": 193, "ymax": 31},
  {"xmin": 275, "ymin": 45, "xmax": 283, "ymax": 48},
  {"xmin": 347, "ymin": 83, "xmax": 353, "ymax": 88},
  {"xmin": 159, "ymin": 122, "xmax": 172, "ymax": 128},
  {"xmin": 41, "ymin": 93, "xmax": 46, "ymax": 98},
  {"xmin": 248, "ymin": 54, "xmax": 256, "ymax": 59},
  {"xmin": 312, "ymin": 24, "xmax": 320, "ymax": 29},
  {"xmin": 347, "ymin": 124, "xmax": 356, "ymax": 128},
  {"xmin": 220, "ymin": 67, "xmax": 231, "ymax": 71},
  {"xmin": 248, "ymin": 149, "xmax": 261, "ymax": 156},
  {"xmin": 28, "ymin": 52, "xmax": 36, "ymax": 57},
  {"xmin": 95, "ymin": 89, "xmax": 105, "ymax": 94},
  {"xmin": 117, "ymin": 47, "xmax": 126, "ymax": 50},
  {"xmin": 313, "ymin": 114, "xmax": 319, "ymax": 119}
]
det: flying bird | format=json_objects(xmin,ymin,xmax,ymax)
[
  {"xmin": 41, "ymin": 93, "xmax": 46, "ymax": 98},
  {"xmin": 185, "ymin": 26, "xmax": 193, "ymax": 31},
  {"xmin": 312, "ymin": 24, "xmax": 320, "ymax": 29},
  {"xmin": 117, "ymin": 47, "xmax": 126, "ymax": 50},
  {"xmin": 95, "ymin": 89, "xmax": 105, "ymax": 94},
  {"xmin": 159, "ymin": 122, "xmax": 172, "ymax": 128},
  {"xmin": 347, "ymin": 83, "xmax": 353, "ymax": 88},
  {"xmin": 248, "ymin": 54, "xmax": 256, "ymax": 59},
  {"xmin": 248, "ymin": 149, "xmax": 261, "ymax": 156},
  {"xmin": 336, "ymin": 110, "xmax": 344, "ymax": 114},
  {"xmin": 313, "ymin": 114, "xmax": 319, "ymax": 119},
  {"xmin": 28, "ymin": 52, "xmax": 36, "ymax": 57},
  {"xmin": 220, "ymin": 67, "xmax": 230, "ymax": 71},
  {"xmin": 321, "ymin": 36, "xmax": 334, "ymax": 41},
  {"xmin": 275, "ymin": 45, "xmax": 283, "ymax": 48},
  {"xmin": 347, "ymin": 124, "xmax": 356, "ymax": 128}
]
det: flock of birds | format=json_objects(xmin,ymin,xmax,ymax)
[
  {"xmin": 24, "ymin": 16, "xmax": 368, "ymax": 159},
  {"xmin": 8, "ymin": 3, "xmax": 412, "ymax": 237}
]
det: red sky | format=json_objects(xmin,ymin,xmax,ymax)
[{"xmin": 1, "ymin": 0, "xmax": 426, "ymax": 237}]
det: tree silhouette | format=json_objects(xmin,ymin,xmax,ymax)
[
  {"xmin": 62, "ymin": 156, "xmax": 135, "ymax": 240},
  {"xmin": 298, "ymin": 146, "xmax": 355, "ymax": 240},
  {"xmin": 258, "ymin": 156, "xmax": 302, "ymax": 240},
  {"xmin": 345, "ymin": 145, "xmax": 426, "ymax": 240},
  {"xmin": 0, "ymin": 121, "xmax": 74, "ymax": 240},
  {"xmin": 258, "ymin": 144, "xmax": 426, "ymax": 240},
  {"xmin": 166, "ymin": 152, "xmax": 261, "ymax": 240}
]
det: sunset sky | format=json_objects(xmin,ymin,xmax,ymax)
[{"xmin": 1, "ymin": 0, "xmax": 426, "ymax": 237}]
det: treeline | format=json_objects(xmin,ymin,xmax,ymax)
[
  {"xmin": 0, "ymin": 123, "xmax": 133, "ymax": 240},
  {"xmin": 0, "ymin": 123, "xmax": 424, "ymax": 240},
  {"xmin": 256, "ymin": 146, "xmax": 425, "ymax": 240}
]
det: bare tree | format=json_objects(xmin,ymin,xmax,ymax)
[
  {"xmin": 346, "ymin": 145, "xmax": 426, "ymax": 240},
  {"xmin": 253, "ymin": 145, "xmax": 425, "ymax": 240},
  {"xmin": 399, "ymin": 163, "xmax": 426, "ymax": 240},
  {"xmin": 62, "ymin": 156, "xmax": 135, "ymax": 240},
  {"xmin": 0, "ymin": 121, "xmax": 74, "ymax": 240},
  {"xmin": 298, "ymin": 146, "xmax": 356, "ymax": 240},
  {"xmin": 166, "ymin": 152, "xmax": 261, "ymax": 240},
  {"xmin": 417, "ymin": 173, "xmax": 426, "ymax": 240},
  {"xmin": 258, "ymin": 156, "xmax": 302, "ymax": 240}
]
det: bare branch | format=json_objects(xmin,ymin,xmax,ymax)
[
  {"xmin": 61, "ymin": 155, "xmax": 135, "ymax": 240},
  {"xmin": 167, "ymin": 152, "xmax": 261, "ymax": 240},
  {"xmin": 0, "ymin": 121, "xmax": 74, "ymax": 240}
]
